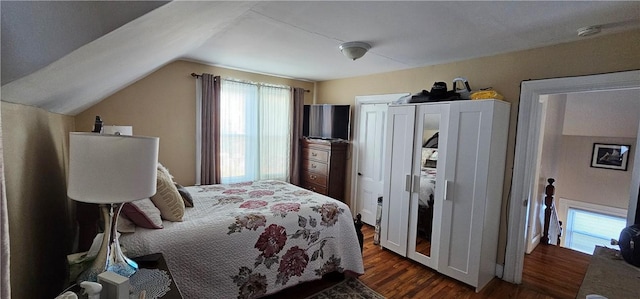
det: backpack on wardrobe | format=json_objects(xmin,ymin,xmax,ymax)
[{"xmin": 619, "ymin": 224, "xmax": 640, "ymax": 267}]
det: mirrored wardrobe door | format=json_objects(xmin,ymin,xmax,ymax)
[{"xmin": 407, "ymin": 103, "xmax": 449, "ymax": 269}]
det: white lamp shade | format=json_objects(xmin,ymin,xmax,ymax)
[
  {"xmin": 102, "ymin": 125, "xmax": 133, "ymax": 136},
  {"xmin": 67, "ymin": 132, "xmax": 159, "ymax": 204}
]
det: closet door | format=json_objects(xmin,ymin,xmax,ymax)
[
  {"xmin": 406, "ymin": 103, "xmax": 449, "ymax": 269},
  {"xmin": 381, "ymin": 105, "xmax": 416, "ymax": 256},
  {"xmin": 437, "ymin": 100, "xmax": 499, "ymax": 288}
]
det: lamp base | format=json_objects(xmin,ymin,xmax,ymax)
[{"xmin": 76, "ymin": 203, "xmax": 138, "ymax": 283}]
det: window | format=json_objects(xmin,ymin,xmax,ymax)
[
  {"xmin": 565, "ymin": 208, "xmax": 626, "ymax": 254},
  {"xmin": 219, "ymin": 79, "xmax": 291, "ymax": 183}
]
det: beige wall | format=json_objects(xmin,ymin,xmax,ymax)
[
  {"xmin": 76, "ymin": 60, "xmax": 315, "ymax": 186},
  {"xmin": 1, "ymin": 102, "xmax": 75, "ymax": 298},
  {"xmin": 315, "ymin": 29, "xmax": 640, "ymax": 262},
  {"xmin": 558, "ymin": 136, "xmax": 635, "ymax": 209}
]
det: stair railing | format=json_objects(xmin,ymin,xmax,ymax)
[{"xmin": 541, "ymin": 178, "xmax": 563, "ymax": 245}]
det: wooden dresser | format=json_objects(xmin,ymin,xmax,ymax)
[{"xmin": 300, "ymin": 138, "xmax": 348, "ymax": 201}]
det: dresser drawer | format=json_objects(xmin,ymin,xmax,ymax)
[
  {"xmin": 303, "ymin": 148, "xmax": 329, "ymax": 163},
  {"xmin": 302, "ymin": 159, "xmax": 328, "ymax": 175},
  {"xmin": 302, "ymin": 181, "xmax": 328, "ymax": 195},
  {"xmin": 301, "ymin": 170, "xmax": 328, "ymax": 187}
]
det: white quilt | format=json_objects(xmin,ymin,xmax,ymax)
[{"xmin": 120, "ymin": 180, "xmax": 365, "ymax": 299}]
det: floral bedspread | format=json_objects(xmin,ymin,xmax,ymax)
[{"xmin": 120, "ymin": 180, "xmax": 365, "ymax": 299}]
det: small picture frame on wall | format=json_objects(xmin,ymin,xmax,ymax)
[{"xmin": 590, "ymin": 143, "xmax": 631, "ymax": 171}]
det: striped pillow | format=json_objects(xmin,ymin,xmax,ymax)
[{"xmin": 150, "ymin": 163, "xmax": 185, "ymax": 221}]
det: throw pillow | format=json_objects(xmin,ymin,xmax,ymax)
[
  {"xmin": 117, "ymin": 214, "xmax": 136, "ymax": 233},
  {"xmin": 150, "ymin": 163, "xmax": 185, "ymax": 221},
  {"xmin": 175, "ymin": 183, "xmax": 194, "ymax": 208},
  {"xmin": 121, "ymin": 198, "xmax": 163, "ymax": 229}
]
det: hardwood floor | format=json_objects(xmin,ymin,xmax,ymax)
[
  {"xmin": 358, "ymin": 224, "xmax": 590, "ymax": 299},
  {"xmin": 264, "ymin": 224, "xmax": 590, "ymax": 298},
  {"xmin": 521, "ymin": 242, "xmax": 591, "ymax": 299}
]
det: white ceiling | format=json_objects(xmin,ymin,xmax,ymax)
[{"xmin": 2, "ymin": 1, "xmax": 639, "ymax": 115}]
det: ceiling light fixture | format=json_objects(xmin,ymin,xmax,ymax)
[
  {"xmin": 577, "ymin": 25, "xmax": 602, "ymax": 37},
  {"xmin": 339, "ymin": 41, "xmax": 371, "ymax": 61}
]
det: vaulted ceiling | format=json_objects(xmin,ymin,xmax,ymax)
[{"xmin": 2, "ymin": 1, "xmax": 639, "ymax": 115}]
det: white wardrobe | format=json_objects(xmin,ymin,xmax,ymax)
[{"xmin": 380, "ymin": 99, "xmax": 510, "ymax": 291}]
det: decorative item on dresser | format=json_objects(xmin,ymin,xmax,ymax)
[{"xmin": 300, "ymin": 138, "xmax": 348, "ymax": 201}]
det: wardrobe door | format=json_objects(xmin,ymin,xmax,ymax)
[
  {"xmin": 381, "ymin": 105, "xmax": 416, "ymax": 256},
  {"xmin": 437, "ymin": 100, "xmax": 497, "ymax": 288},
  {"xmin": 406, "ymin": 103, "xmax": 449, "ymax": 269}
]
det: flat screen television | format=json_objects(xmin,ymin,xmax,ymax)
[{"xmin": 303, "ymin": 104, "xmax": 351, "ymax": 140}]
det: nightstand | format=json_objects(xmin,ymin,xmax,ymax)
[
  {"xmin": 63, "ymin": 253, "xmax": 182, "ymax": 298},
  {"xmin": 133, "ymin": 253, "xmax": 183, "ymax": 299}
]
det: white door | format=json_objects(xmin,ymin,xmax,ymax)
[
  {"xmin": 356, "ymin": 103, "xmax": 388, "ymax": 225},
  {"xmin": 438, "ymin": 101, "xmax": 483, "ymax": 286},
  {"xmin": 437, "ymin": 101, "xmax": 504, "ymax": 288},
  {"xmin": 381, "ymin": 105, "xmax": 416, "ymax": 256}
]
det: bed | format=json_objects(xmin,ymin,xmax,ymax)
[
  {"xmin": 418, "ymin": 147, "xmax": 438, "ymax": 240},
  {"xmin": 118, "ymin": 180, "xmax": 365, "ymax": 299}
]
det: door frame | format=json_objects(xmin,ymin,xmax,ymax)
[
  {"xmin": 350, "ymin": 93, "xmax": 409, "ymax": 210},
  {"xmin": 503, "ymin": 70, "xmax": 640, "ymax": 283}
]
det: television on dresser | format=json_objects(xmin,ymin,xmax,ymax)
[{"xmin": 303, "ymin": 104, "xmax": 350, "ymax": 140}]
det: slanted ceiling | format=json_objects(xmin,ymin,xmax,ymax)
[
  {"xmin": 1, "ymin": 1, "xmax": 639, "ymax": 115},
  {"xmin": 563, "ymin": 89, "xmax": 640, "ymax": 138}
]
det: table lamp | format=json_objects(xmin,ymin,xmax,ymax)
[{"xmin": 67, "ymin": 132, "xmax": 159, "ymax": 282}]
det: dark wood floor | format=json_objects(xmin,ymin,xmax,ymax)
[
  {"xmin": 521, "ymin": 241, "xmax": 591, "ymax": 299},
  {"xmin": 264, "ymin": 224, "xmax": 591, "ymax": 298},
  {"xmin": 358, "ymin": 224, "xmax": 590, "ymax": 298}
]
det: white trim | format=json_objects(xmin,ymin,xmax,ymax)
[
  {"xmin": 558, "ymin": 197, "xmax": 628, "ymax": 220},
  {"xmin": 503, "ymin": 70, "xmax": 640, "ymax": 284},
  {"xmin": 349, "ymin": 93, "xmax": 409, "ymax": 210}
]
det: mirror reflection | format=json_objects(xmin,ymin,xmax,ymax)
[{"xmin": 415, "ymin": 114, "xmax": 440, "ymax": 257}]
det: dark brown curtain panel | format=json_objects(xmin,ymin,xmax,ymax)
[
  {"xmin": 201, "ymin": 74, "xmax": 221, "ymax": 185},
  {"xmin": 289, "ymin": 87, "xmax": 305, "ymax": 185}
]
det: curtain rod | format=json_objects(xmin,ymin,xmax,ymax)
[{"xmin": 190, "ymin": 73, "xmax": 310, "ymax": 92}]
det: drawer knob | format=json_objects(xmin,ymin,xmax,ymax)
[
  {"xmin": 312, "ymin": 152, "xmax": 318, "ymax": 157},
  {"xmin": 310, "ymin": 175, "xmax": 317, "ymax": 180},
  {"xmin": 311, "ymin": 164, "xmax": 316, "ymax": 169}
]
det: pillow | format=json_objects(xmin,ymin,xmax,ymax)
[
  {"xmin": 117, "ymin": 214, "xmax": 136, "ymax": 233},
  {"xmin": 175, "ymin": 183, "xmax": 194, "ymax": 208},
  {"xmin": 421, "ymin": 148, "xmax": 431, "ymax": 167},
  {"xmin": 150, "ymin": 163, "xmax": 185, "ymax": 221},
  {"xmin": 421, "ymin": 148, "xmax": 438, "ymax": 167},
  {"xmin": 121, "ymin": 198, "xmax": 163, "ymax": 229}
]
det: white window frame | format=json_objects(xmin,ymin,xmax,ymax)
[{"xmin": 557, "ymin": 197, "xmax": 627, "ymax": 251}]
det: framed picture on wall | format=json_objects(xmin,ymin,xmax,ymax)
[{"xmin": 590, "ymin": 143, "xmax": 631, "ymax": 171}]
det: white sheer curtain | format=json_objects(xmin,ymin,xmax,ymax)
[{"xmin": 219, "ymin": 79, "xmax": 291, "ymax": 183}]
